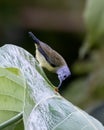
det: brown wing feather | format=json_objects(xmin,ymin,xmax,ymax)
[{"xmin": 38, "ymin": 41, "xmax": 66, "ymax": 67}]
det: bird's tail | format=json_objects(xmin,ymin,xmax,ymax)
[{"xmin": 28, "ymin": 32, "xmax": 40, "ymax": 45}]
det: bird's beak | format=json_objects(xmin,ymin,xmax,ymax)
[{"xmin": 58, "ymin": 77, "xmax": 63, "ymax": 88}]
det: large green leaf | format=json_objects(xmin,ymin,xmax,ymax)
[
  {"xmin": 0, "ymin": 44, "xmax": 104, "ymax": 130},
  {"xmin": 0, "ymin": 67, "xmax": 25, "ymax": 129}
]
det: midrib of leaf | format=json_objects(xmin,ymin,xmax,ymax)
[
  {"xmin": 52, "ymin": 111, "xmax": 76, "ymax": 130},
  {"xmin": 52, "ymin": 101, "xmax": 100, "ymax": 130},
  {"xmin": 73, "ymin": 106, "xmax": 99, "ymax": 130},
  {"xmin": 26, "ymin": 95, "xmax": 61, "ymax": 126}
]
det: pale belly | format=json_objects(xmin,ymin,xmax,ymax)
[{"xmin": 36, "ymin": 49, "xmax": 56, "ymax": 72}]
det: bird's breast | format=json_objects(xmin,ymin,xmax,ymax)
[{"xmin": 36, "ymin": 49, "xmax": 57, "ymax": 72}]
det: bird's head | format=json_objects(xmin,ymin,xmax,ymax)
[{"xmin": 57, "ymin": 65, "xmax": 71, "ymax": 88}]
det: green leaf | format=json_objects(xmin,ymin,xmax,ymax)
[
  {"xmin": 0, "ymin": 112, "xmax": 23, "ymax": 130},
  {"xmin": 0, "ymin": 67, "xmax": 25, "ymax": 124},
  {"xmin": 0, "ymin": 44, "xmax": 104, "ymax": 130},
  {"xmin": 79, "ymin": 0, "xmax": 104, "ymax": 58},
  {"xmin": 85, "ymin": 0, "xmax": 104, "ymax": 43}
]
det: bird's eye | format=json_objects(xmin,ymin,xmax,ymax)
[{"xmin": 64, "ymin": 75, "xmax": 67, "ymax": 78}]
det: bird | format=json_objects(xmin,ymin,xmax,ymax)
[{"xmin": 28, "ymin": 32, "xmax": 71, "ymax": 88}]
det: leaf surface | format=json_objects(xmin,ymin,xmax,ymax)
[{"xmin": 0, "ymin": 44, "xmax": 104, "ymax": 130}]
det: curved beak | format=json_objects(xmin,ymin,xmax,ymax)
[{"xmin": 58, "ymin": 76, "xmax": 63, "ymax": 88}]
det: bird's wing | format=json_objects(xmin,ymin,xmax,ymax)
[
  {"xmin": 38, "ymin": 42, "xmax": 66, "ymax": 67},
  {"xmin": 38, "ymin": 45, "xmax": 57, "ymax": 67}
]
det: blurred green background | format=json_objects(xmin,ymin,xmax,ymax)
[{"xmin": 0, "ymin": 0, "xmax": 104, "ymax": 124}]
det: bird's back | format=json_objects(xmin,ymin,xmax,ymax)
[{"xmin": 36, "ymin": 41, "xmax": 66, "ymax": 68}]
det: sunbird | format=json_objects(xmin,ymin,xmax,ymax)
[{"xmin": 29, "ymin": 32, "xmax": 71, "ymax": 88}]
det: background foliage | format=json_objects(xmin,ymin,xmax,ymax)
[{"xmin": 62, "ymin": 0, "xmax": 104, "ymax": 125}]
